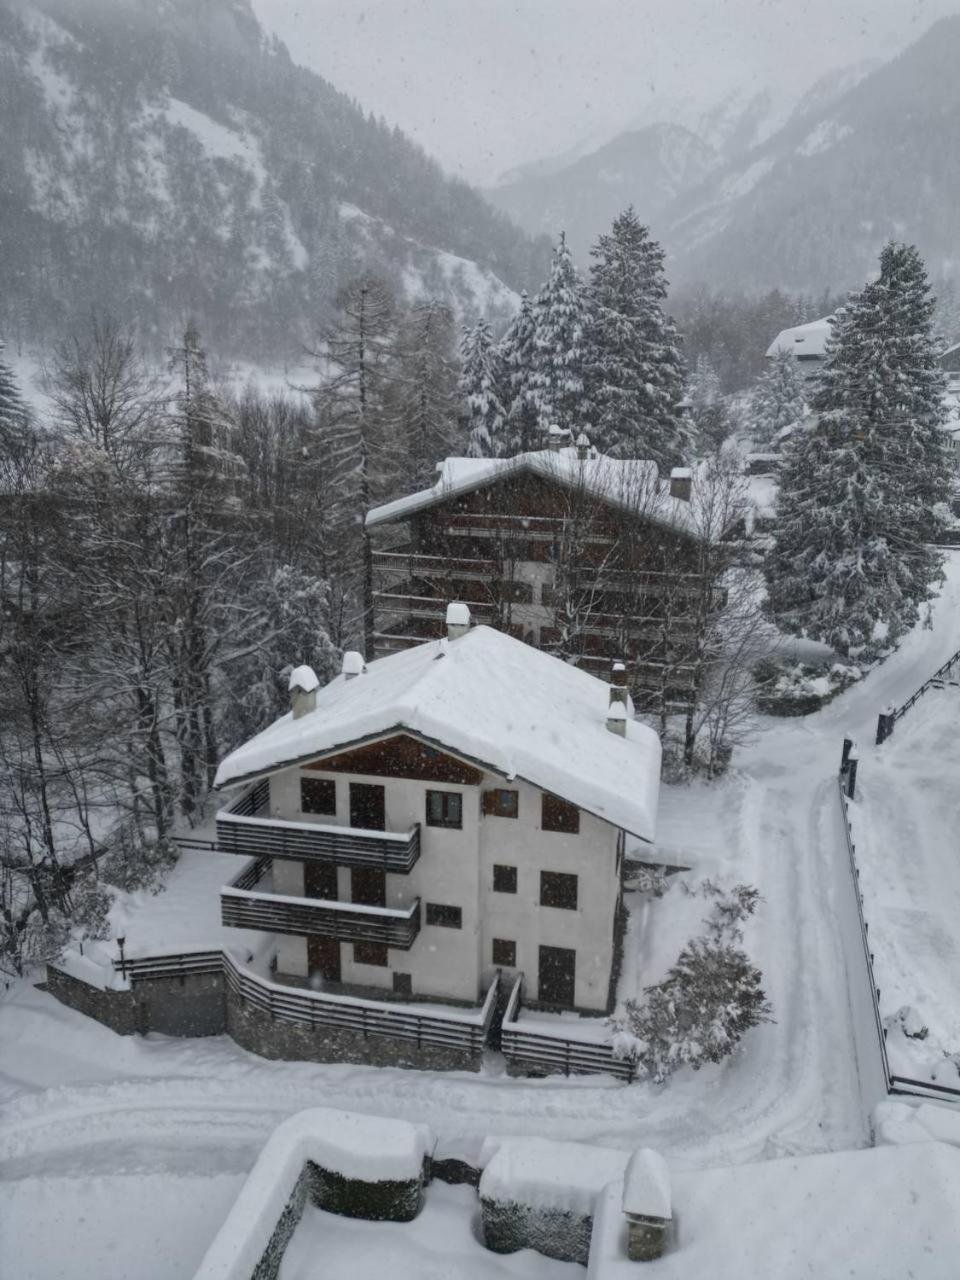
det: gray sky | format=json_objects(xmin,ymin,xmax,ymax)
[{"xmin": 252, "ymin": 0, "xmax": 958, "ymax": 184}]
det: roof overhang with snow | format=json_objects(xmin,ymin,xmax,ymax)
[
  {"xmin": 765, "ymin": 315, "xmax": 834, "ymax": 360},
  {"xmin": 365, "ymin": 447, "xmax": 699, "ymax": 541},
  {"xmin": 215, "ymin": 625, "xmax": 662, "ymax": 843}
]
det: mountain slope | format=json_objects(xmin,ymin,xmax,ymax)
[
  {"xmin": 486, "ymin": 123, "xmax": 717, "ymax": 261},
  {"xmin": 0, "ymin": 0, "xmax": 546, "ymax": 357},
  {"xmin": 664, "ymin": 18, "xmax": 960, "ymax": 293}
]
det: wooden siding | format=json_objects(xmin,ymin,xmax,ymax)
[{"xmin": 304, "ymin": 733, "xmax": 483, "ymax": 786}]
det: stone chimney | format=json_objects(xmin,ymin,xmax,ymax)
[
  {"xmin": 609, "ymin": 659, "xmax": 629, "ymax": 708},
  {"xmin": 575, "ymin": 432, "xmax": 591, "ymax": 461},
  {"xmin": 341, "ymin": 650, "xmax": 365, "ymax": 680},
  {"xmin": 288, "ymin": 665, "xmax": 319, "ymax": 719},
  {"xmin": 446, "ymin": 601, "xmax": 471, "ymax": 640},
  {"xmin": 546, "ymin": 423, "xmax": 570, "ymax": 452},
  {"xmin": 669, "ymin": 467, "xmax": 692, "ymax": 501},
  {"xmin": 606, "ymin": 701, "xmax": 627, "ymax": 738}
]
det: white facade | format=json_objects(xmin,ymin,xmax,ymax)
[{"xmin": 265, "ymin": 742, "xmax": 622, "ymax": 1012}]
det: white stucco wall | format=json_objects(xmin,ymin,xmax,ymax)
[{"xmin": 265, "ymin": 740, "xmax": 623, "ymax": 1010}]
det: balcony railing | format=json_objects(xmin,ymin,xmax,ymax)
[
  {"xmin": 216, "ymin": 809, "xmax": 421, "ymax": 873},
  {"xmin": 221, "ymin": 859, "xmax": 421, "ymax": 948},
  {"xmin": 374, "ymin": 592, "xmax": 495, "ymax": 622},
  {"xmin": 372, "ymin": 550, "xmax": 496, "ymax": 581}
]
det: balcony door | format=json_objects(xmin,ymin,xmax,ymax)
[
  {"xmin": 305, "ymin": 863, "xmax": 341, "ymax": 983},
  {"xmin": 350, "ymin": 782, "xmax": 385, "ymax": 831}
]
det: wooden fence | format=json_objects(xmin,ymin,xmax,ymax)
[
  {"xmin": 113, "ymin": 948, "xmax": 499, "ymax": 1056},
  {"xmin": 499, "ymin": 974, "xmax": 635, "ymax": 1081}
]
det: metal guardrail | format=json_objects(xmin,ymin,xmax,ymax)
[
  {"xmin": 499, "ymin": 974, "xmax": 635, "ymax": 1081},
  {"xmin": 835, "ymin": 763, "xmax": 960, "ymax": 1105},
  {"xmin": 877, "ymin": 646, "xmax": 960, "ymax": 742},
  {"xmin": 111, "ymin": 949, "xmax": 500, "ymax": 1055}
]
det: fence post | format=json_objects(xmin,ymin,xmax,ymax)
[
  {"xmin": 840, "ymin": 737, "xmax": 853, "ymax": 772},
  {"xmin": 845, "ymin": 749, "xmax": 859, "ymax": 800},
  {"xmin": 875, "ymin": 705, "xmax": 895, "ymax": 745}
]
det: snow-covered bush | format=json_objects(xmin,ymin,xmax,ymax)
[
  {"xmin": 754, "ymin": 658, "xmax": 860, "ymax": 716},
  {"xmin": 71, "ymin": 876, "xmax": 113, "ymax": 941},
  {"xmin": 101, "ymin": 828, "xmax": 177, "ymax": 893},
  {"xmin": 614, "ymin": 940, "xmax": 772, "ymax": 1082},
  {"xmin": 611, "ymin": 879, "xmax": 771, "ymax": 1081}
]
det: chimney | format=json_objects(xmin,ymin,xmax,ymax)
[
  {"xmin": 609, "ymin": 659, "xmax": 629, "ymax": 708},
  {"xmin": 575, "ymin": 432, "xmax": 591, "ymax": 461},
  {"xmin": 606, "ymin": 701, "xmax": 627, "ymax": 738},
  {"xmin": 546, "ymin": 423, "xmax": 567, "ymax": 452},
  {"xmin": 341, "ymin": 650, "xmax": 365, "ymax": 680},
  {"xmin": 669, "ymin": 467, "xmax": 692, "ymax": 501},
  {"xmin": 446, "ymin": 601, "xmax": 471, "ymax": 640},
  {"xmin": 288, "ymin": 665, "xmax": 319, "ymax": 719}
]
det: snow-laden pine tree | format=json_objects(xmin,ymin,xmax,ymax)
[
  {"xmin": 0, "ymin": 341, "xmax": 29, "ymax": 455},
  {"xmin": 529, "ymin": 232, "xmax": 591, "ymax": 437},
  {"xmin": 458, "ymin": 317, "xmax": 505, "ymax": 457},
  {"xmin": 749, "ymin": 348, "xmax": 807, "ymax": 447},
  {"xmin": 498, "ymin": 290, "xmax": 540, "ymax": 455},
  {"xmin": 583, "ymin": 208, "xmax": 688, "ymax": 469},
  {"xmin": 395, "ymin": 299, "xmax": 459, "ymax": 490},
  {"xmin": 687, "ymin": 354, "xmax": 733, "ymax": 456},
  {"xmin": 765, "ymin": 242, "xmax": 951, "ymax": 660}
]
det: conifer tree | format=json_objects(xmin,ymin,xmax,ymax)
[
  {"xmin": 498, "ymin": 290, "xmax": 541, "ymax": 455},
  {"xmin": 765, "ymin": 242, "xmax": 950, "ymax": 660},
  {"xmin": 749, "ymin": 348, "xmax": 807, "ymax": 446},
  {"xmin": 0, "ymin": 341, "xmax": 29, "ymax": 455},
  {"xmin": 458, "ymin": 317, "xmax": 505, "ymax": 457},
  {"xmin": 583, "ymin": 208, "xmax": 687, "ymax": 468},
  {"xmin": 529, "ymin": 232, "xmax": 591, "ymax": 437},
  {"xmin": 396, "ymin": 299, "xmax": 460, "ymax": 489}
]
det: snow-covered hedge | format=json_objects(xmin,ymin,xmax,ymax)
[
  {"xmin": 194, "ymin": 1108, "xmax": 432, "ymax": 1280},
  {"xmin": 478, "ymin": 1137, "xmax": 630, "ymax": 1265},
  {"xmin": 755, "ymin": 658, "xmax": 860, "ymax": 716}
]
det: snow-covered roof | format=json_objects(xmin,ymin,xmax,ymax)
[
  {"xmin": 366, "ymin": 446, "xmax": 697, "ymax": 538},
  {"xmin": 765, "ymin": 315, "xmax": 834, "ymax": 359},
  {"xmin": 215, "ymin": 624, "xmax": 661, "ymax": 842}
]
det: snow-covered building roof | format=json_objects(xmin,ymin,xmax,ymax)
[
  {"xmin": 366, "ymin": 446, "xmax": 697, "ymax": 537},
  {"xmin": 765, "ymin": 315, "xmax": 834, "ymax": 361},
  {"xmin": 215, "ymin": 624, "xmax": 662, "ymax": 843}
]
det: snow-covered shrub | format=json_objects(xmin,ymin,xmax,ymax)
[
  {"xmin": 71, "ymin": 876, "xmax": 113, "ymax": 941},
  {"xmin": 614, "ymin": 940, "xmax": 772, "ymax": 1082},
  {"xmin": 624, "ymin": 865, "xmax": 669, "ymax": 897},
  {"xmin": 754, "ymin": 659, "xmax": 860, "ymax": 716},
  {"xmin": 2, "ymin": 907, "xmax": 72, "ymax": 978},
  {"xmin": 101, "ymin": 828, "xmax": 177, "ymax": 893},
  {"xmin": 698, "ymin": 880, "xmax": 761, "ymax": 944}
]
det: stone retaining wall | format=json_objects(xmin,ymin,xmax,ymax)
[{"xmin": 225, "ymin": 988, "xmax": 482, "ymax": 1072}]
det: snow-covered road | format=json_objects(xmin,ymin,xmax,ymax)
[{"xmin": 3, "ymin": 553, "xmax": 957, "ymax": 1280}]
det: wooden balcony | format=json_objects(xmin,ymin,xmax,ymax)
[
  {"xmin": 372, "ymin": 550, "xmax": 496, "ymax": 582},
  {"xmin": 222, "ymin": 859, "xmax": 421, "ymax": 948},
  {"xmin": 374, "ymin": 592, "xmax": 495, "ymax": 623},
  {"xmin": 216, "ymin": 810, "xmax": 421, "ymax": 873}
]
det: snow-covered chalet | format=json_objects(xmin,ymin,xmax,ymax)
[
  {"xmin": 365, "ymin": 430, "xmax": 705, "ymax": 712},
  {"xmin": 213, "ymin": 608, "xmax": 661, "ymax": 1013}
]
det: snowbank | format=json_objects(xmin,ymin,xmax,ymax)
[{"xmin": 588, "ymin": 1142, "xmax": 960, "ymax": 1279}]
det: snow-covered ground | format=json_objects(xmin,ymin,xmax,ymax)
[{"xmin": 2, "ymin": 552, "xmax": 958, "ymax": 1280}]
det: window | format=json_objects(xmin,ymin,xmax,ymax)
[
  {"xmin": 425, "ymin": 903, "xmax": 462, "ymax": 929},
  {"xmin": 353, "ymin": 942, "xmax": 388, "ymax": 966},
  {"xmin": 492, "ymin": 938, "xmax": 516, "ymax": 967},
  {"xmin": 542, "ymin": 794, "xmax": 580, "ymax": 835},
  {"xmin": 393, "ymin": 972, "xmax": 412, "ymax": 995},
  {"xmin": 426, "ymin": 789, "xmax": 462, "ymax": 829},
  {"xmin": 540, "ymin": 871, "xmax": 578, "ymax": 910},
  {"xmin": 492, "ymin": 864, "xmax": 517, "ymax": 894},
  {"xmin": 301, "ymin": 777, "xmax": 336, "ymax": 815},
  {"xmin": 482, "ymin": 789, "xmax": 519, "ymax": 819}
]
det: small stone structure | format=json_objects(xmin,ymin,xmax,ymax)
[{"xmin": 621, "ymin": 1148, "xmax": 672, "ymax": 1261}]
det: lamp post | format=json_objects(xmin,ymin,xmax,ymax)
[{"xmin": 117, "ymin": 935, "xmax": 126, "ymax": 979}]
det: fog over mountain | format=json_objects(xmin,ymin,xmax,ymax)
[{"xmin": 0, "ymin": 0, "xmax": 549, "ymax": 359}]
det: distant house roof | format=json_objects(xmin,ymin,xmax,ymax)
[
  {"xmin": 214, "ymin": 624, "xmax": 662, "ymax": 843},
  {"xmin": 940, "ymin": 341, "xmax": 960, "ymax": 373},
  {"xmin": 365, "ymin": 446, "xmax": 697, "ymax": 537},
  {"xmin": 765, "ymin": 315, "xmax": 834, "ymax": 360}
]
